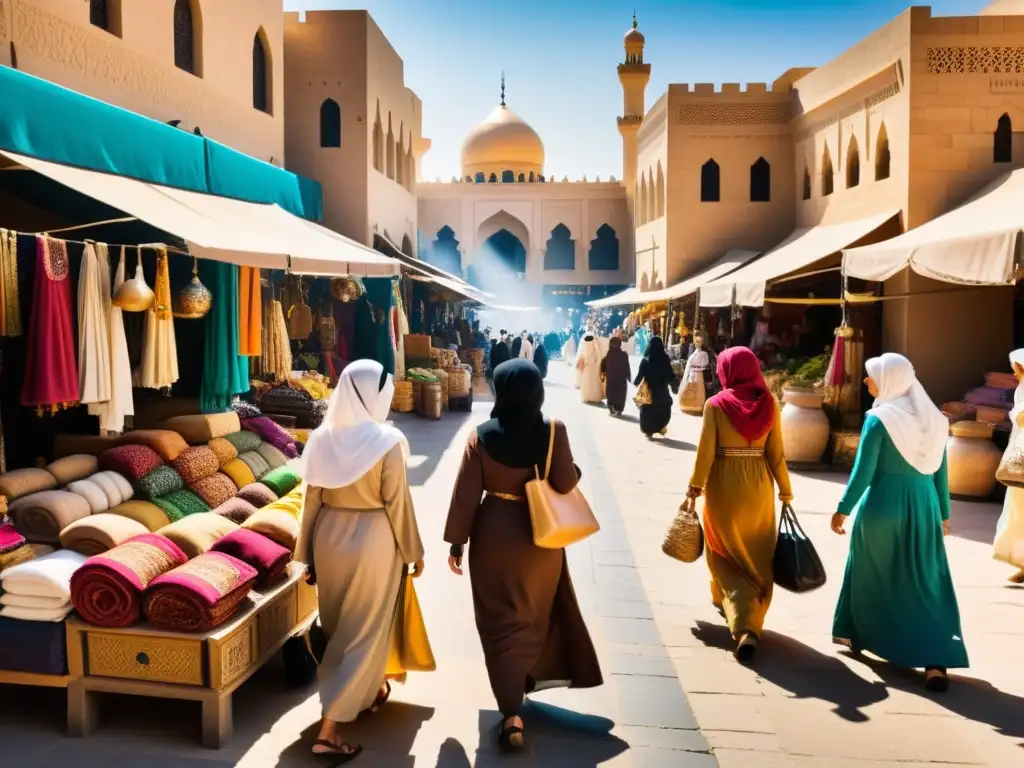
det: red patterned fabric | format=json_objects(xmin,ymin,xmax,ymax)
[
  {"xmin": 171, "ymin": 446, "xmax": 220, "ymax": 485},
  {"xmin": 99, "ymin": 445, "xmax": 163, "ymax": 483},
  {"xmin": 190, "ymin": 472, "xmax": 237, "ymax": 508}
]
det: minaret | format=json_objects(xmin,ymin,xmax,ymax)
[{"xmin": 617, "ymin": 12, "xmax": 650, "ymax": 205}]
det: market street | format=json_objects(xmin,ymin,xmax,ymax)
[{"xmin": 2, "ymin": 360, "xmax": 1024, "ymax": 766}]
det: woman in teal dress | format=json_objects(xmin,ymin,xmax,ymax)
[{"xmin": 831, "ymin": 353, "xmax": 968, "ymax": 692}]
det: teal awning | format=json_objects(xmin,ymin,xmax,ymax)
[{"xmin": 0, "ymin": 65, "xmax": 321, "ymax": 220}]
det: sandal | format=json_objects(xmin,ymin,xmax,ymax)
[
  {"xmin": 370, "ymin": 680, "xmax": 391, "ymax": 712},
  {"xmin": 925, "ymin": 667, "xmax": 949, "ymax": 693},
  {"xmin": 497, "ymin": 715, "xmax": 525, "ymax": 753},
  {"xmin": 734, "ymin": 631, "xmax": 759, "ymax": 663},
  {"xmin": 312, "ymin": 739, "xmax": 364, "ymax": 762}
]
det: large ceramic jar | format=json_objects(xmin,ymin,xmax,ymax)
[
  {"xmin": 946, "ymin": 420, "xmax": 1000, "ymax": 498},
  {"xmin": 780, "ymin": 386, "xmax": 830, "ymax": 463}
]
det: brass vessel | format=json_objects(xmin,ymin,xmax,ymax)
[
  {"xmin": 174, "ymin": 257, "xmax": 213, "ymax": 319},
  {"xmin": 112, "ymin": 248, "xmax": 155, "ymax": 312}
]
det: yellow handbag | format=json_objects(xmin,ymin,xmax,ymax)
[
  {"xmin": 385, "ymin": 571, "xmax": 436, "ymax": 677},
  {"xmin": 526, "ymin": 421, "xmax": 600, "ymax": 549},
  {"xmin": 633, "ymin": 379, "xmax": 653, "ymax": 407}
]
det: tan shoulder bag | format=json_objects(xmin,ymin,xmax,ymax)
[{"xmin": 526, "ymin": 421, "xmax": 600, "ymax": 549}]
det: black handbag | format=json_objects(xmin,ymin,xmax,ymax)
[
  {"xmin": 282, "ymin": 617, "xmax": 327, "ymax": 688},
  {"xmin": 772, "ymin": 503, "xmax": 826, "ymax": 593}
]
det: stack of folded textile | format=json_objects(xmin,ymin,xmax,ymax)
[
  {"xmin": 143, "ymin": 551, "xmax": 257, "ymax": 632},
  {"xmin": 0, "ymin": 543, "xmax": 54, "ymax": 575},
  {"xmin": 70, "ymin": 533, "xmax": 187, "ymax": 628},
  {"xmin": 0, "ymin": 550, "xmax": 86, "ymax": 622},
  {"xmin": 211, "ymin": 529, "xmax": 291, "ymax": 588},
  {"xmin": 66, "ymin": 471, "xmax": 135, "ymax": 513},
  {"xmin": 241, "ymin": 487, "xmax": 303, "ymax": 550},
  {"xmin": 59, "ymin": 513, "xmax": 150, "ymax": 556}
]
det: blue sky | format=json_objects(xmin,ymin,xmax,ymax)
[{"xmin": 286, "ymin": 1, "xmax": 990, "ymax": 181}]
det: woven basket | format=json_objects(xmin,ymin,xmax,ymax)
[
  {"xmin": 662, "ymin": 498, "xmax": 704, "ymax": 563},
  {"xmin": 391, "ymin": 382, "xmax": 415, "ymax": 413},
  {"xmin": 411, "ymin": 380, "xmax": 425, "ymax": 413},
  {"xmin": 447, "ymin": 366, "xmax": 470, "ymax": 396}
]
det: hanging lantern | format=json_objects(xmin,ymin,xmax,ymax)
[
  {"xmin": 174, "ymin": 256, "xmax": 213, "ymax": 319},
  {"xmin": 112, "ymin": 247, "xmax": 155, "ymax": 312}
]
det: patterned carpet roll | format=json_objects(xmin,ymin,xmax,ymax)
[
  {"xmin": 261, "ymin": 467, "xmax": 301, "ymax": 498},
  {"xmin": 59, "ymin": 513, "xmax": 150, "ymax": 557},
  {"xmin": 136, "ymin": 465, "xmax": 184, "ymax": 501},
  {"xmin": 143, "ymin": 551, "xmax": 257, "ymax": 632},
  {"xmin": 207, "ymin": 437, "xmax": 238, "ymax": 467},
  {"xmin": 99, "ymin": 445, "xmax": 163, "ymax": 483},
  {"xmin": 236, "ymin": 482, "xmax": 277, "ymax": 509},
  {"xmin": 224, "ymin": 430, "xmax": 262, "ymax": 454},
  {"xmin": 211, "ymin": 529, "xmax": 290, "ymax": 588},
  {"xmin": 8, "ymin": 491, "xmax": 92, "ymax": 545},
  {"xmin": 237, "ymin": 451, "xmax": 270, "ymax": 480},
  {"xmin": 213, "ymin": 497, "xmax": 258, "ymax": 524},
  {"xmin": 70, "ymin": 533, "xmax": 187, "ymax": 628},
  {"xmin": 153, "ymin": 490, "xmax": 210, "ymax": 523},
  {"xmin": 191, "ymin": 472, "xmax": 237, "ymax": 509},
  {"xmin": 221, "ymin": 458, "xmax": 255, "ymax": 490},
  {"xmin": 171, "ymin": 446, "xmax": 220, "ymax": 485}
]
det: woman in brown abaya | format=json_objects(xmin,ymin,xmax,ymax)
[
  {"xmin": 445, "ymin": 358, "xmax": 603, "ymax": 752},
  {"xmin": 601, "ymin": 336, "xmax": 631, "ymax": 416}
]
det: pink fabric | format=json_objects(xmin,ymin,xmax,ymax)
[
  {"xmin": 211, "ymin": 529, "xmax": 291, "ymax": 588},
  {"xmin": 149, "ymin": 551, "xmax": 257, "ymax": 606},
  {"xmin": 826, "ymin": 335, "xmax": 845, "ymax": 388},
  {"xmin": 0, "ymin": 523, "xmax": 26, "ymax": 555},
  {"xmin": 708, "ymin": 346, "xmax": 775, "ymax": 443}
]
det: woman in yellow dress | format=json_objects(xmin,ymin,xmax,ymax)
[{"xmin": 687, "ymin": 346, "xmax": 792, "ymax": 661}]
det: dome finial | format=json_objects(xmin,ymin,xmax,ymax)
[
  {"xmin": 632, "ymin": 9, "xmax": 638, "ymax": 28},
  {"xmin": 500, "ymin": 71, "xmax": 506, "ymax": 107}
]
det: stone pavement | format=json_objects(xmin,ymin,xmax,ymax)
[{"xmin": 1, "ymin": 359, "xmax": 1023, "ymax": 766}]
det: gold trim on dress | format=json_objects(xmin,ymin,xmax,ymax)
[
  {"xmin": 716, "ymin": 448, "xmax": 765, "ymax": 457},
  {"xmin": 487, "ymin": 491, "xmax": 526, "ymax": 502}
]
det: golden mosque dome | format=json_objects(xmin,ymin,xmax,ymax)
[
  {"xmin": 624, "ymin": 13, "xmax": 644, "ymax": 46},
  {"xmin": 461, "ymin": 77, "xmax": 545, "ymax": 178}
]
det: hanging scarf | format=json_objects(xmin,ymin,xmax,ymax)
[
  {"xmin": 21, "ymin": 236, "xmax": 78, "ymax": 410},
  {"xmin": 238, "ymin": 266, "xmax": 262, "ymax": 357},
  {"xmin": 264, "ymin": 299, "xmax": 292, "ymax": 381},
  {"xmin": 89, "ymin": 247, "xmax": 134, "ymax": 432},
  {"xmin": 300, "ymin": 360, "xmax": 406, "ymax": 488},
  {"xmin": 707, "ymin": 346, "xmax": 774, "ymax": 443},
  {"xmin": 0, "ymin": 229, "xmax": 21, "ymax": 337},
  {"xmin": 140, "ymin": 247, "xmax": 178, "ymax": 389},
  {"xmin": 201, "ymin": 261, "xmax": 249, "ymax": 413},
  {"xmin": 865, "ymin": 353, "xmax": 947, "ymax": 475},
  {"xmin": 77, "ymin": 243, "xmax": 112, "ymax": 405}
]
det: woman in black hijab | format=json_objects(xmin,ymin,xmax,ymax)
[
  {"xmin": 531, "ymin": 337, "xmax": 549, "ymax": 379},
  {"xmin": 509, "ymin": 333, "xmax": 523, "ymax": 359},
  {"xmin": 444, "ymin": 359, "xmax": 602, "ymax": 752},
  {"xmin": 634, "ymin": 335, "xmax": 676, "ymax": 438}
]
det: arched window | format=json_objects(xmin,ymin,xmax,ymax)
[
  {"xmin": 252, "ymin": 30, "xmax": 271, "ymax": 113},
  {"xmin": 700, "ymin": 159, "xmax": 720, "ymax": 202},
  {"xmin": 821, "ymin": 143, "xmax": 834, "ymax": 196},
  {"xmin": 647, "ymin": 167, "xmax": 656, "ymax": 221},
  {"xmin": 406, "ymin": 143, "xmax": 415, "ymax": 190},
  {"xmin": 750, "ymin": 157, "xmax": 770, "ymax": 202},
  {"xmin": 385, "ymin": 115, "xmax": 395, "ymax": 180},
  {"xmin": 655, "ymin": 163, "xmax": 665, "ymax": 218},
  {"xmin": 319, "ymin": 99, "xmax": 340, "ymax": 148},
  {"xmin": 639, "ymin": 174, "xmax": 648, "ymax": 223},
  {"xmin": 544, "ymin": 224, "xmax": 575, "ymax": 270},
  {"xmin": 396, "ymin": 127, "xmax": 405, "ymax": 186},
  {"xmin": 517, "ymin": 173, "xmax": 525, "ymax": 183},
  {"xmin": 588, "ymin": 224, "xmax": 620, "ymax": 271},
  {"xmin": 529, "ymin": 172, "xmax": 535, "ymax": 183},
  {"xmin": 802, "ymin": 166, "xmax": 811, "ymax": 200},
  {"xmin": 995, "ymin": 113, "xmax": 1012, "ymax": 163},
  {"xmin": 475, "ymin": 172, "xmax": 485, "ymax": 184},
  {"xmin": 846, "ymin": 136, "xmax": 860, "ymax": 188},
  {"xmin": 431, "ymin": 226, "xmax": 462, "ymax": 275},
  {"xmin": 489, "ymin": 173, "xmax": 498, "ymax": 183},
  {"xmin": 875, "ymin": 123, "xmax": 891, "ymax": 181},
  {"xmin": 173, "ymin": 0, "xmax": 199, "ymax": 76},
  {"xmin": 372, "ymin": 103, "xmax": 383, "ymax": 172},
  {"xmin": 502, "ymin": 170, "xmax": 515, "ymax": 183}
]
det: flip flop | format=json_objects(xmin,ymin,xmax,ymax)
[
  {"xmin": 497, "ymin": 716, "xmax": 525, "ymax": 753},
  {"xmin": 370, "ymin": 680, "xmax": 392, "ymax": 712},
  {"xmin": 312, "ymin": 740, "xmax": 363, "ymax": 762}
]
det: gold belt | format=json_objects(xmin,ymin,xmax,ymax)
[
  {"xmin": 717, "ymin": 448, "xmax": 764, "ymax": 457},
  {"xmin": 488, "ymin": 491, "xmax": 526, "ymax": 502}
]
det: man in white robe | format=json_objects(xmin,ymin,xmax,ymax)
[
  {"xmin": 520, "ymin": 332, "xmax": 534, "ymax": 361},
  {"xmin": 575, "ymin": 334, "xmax": 604, "ymax": 403}
]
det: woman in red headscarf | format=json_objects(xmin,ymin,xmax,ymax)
[{"xmin": 686, "ymin": 347, "xmax": 793, "ymax": 661}]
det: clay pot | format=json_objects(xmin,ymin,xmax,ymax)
[
  {"xmin": 781, "ymin": 386, "xmax": 830, "ymax": 463},
  {"xmin": 946, "ymin": 420, "xmax": 1000, "ymax": 498}
]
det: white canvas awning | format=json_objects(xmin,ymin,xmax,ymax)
[
  {"xmin": 586, "ymin": 286, "xmax": 645, "ymax": 308},
  {"xmin": 634, "ymin": 250, "xmax": 760, "ymax": 303},
  {"xmin": 700, "ymin": 211, "xmax": 900, "ymax": 308},
  {"xmin": 843, "ymin": 170, "xmax": 1024, "ymax": 285},
  {"xmin": 407, "ymin": 273, "xmax": 489, "ymax": 304},
  {"xmin": 2, "ymin": 150, "xmax": 400, "ymax": 277}
]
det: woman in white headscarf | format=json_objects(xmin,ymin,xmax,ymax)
[
  {"xmin": 831, "ymin": 353, "xmax": 968, "ymax": 692},
  {"xmin": 994, "ymin": 349, "xmax": 1024, "ymax": 582},
  {"xmin": 295, "ymin": 360, "xmax": 425, "ymax": 762}
]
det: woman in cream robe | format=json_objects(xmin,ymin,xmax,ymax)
[
  {"xmin": 296, "ymin": 360, "xmax": 425, "ymax": 761},
  {"xmin": 995, "ymin": 349, "xmax": 1024, "ymax": 582},
  {"xmin": 576, "ymin": 334, "xmax": 604, "ymax": 403}
]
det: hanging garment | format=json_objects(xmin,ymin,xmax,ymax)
[
  {"xmin": 0, "ymin": 229, "xmax": 22, "ymax": 337},
  {"xmin": 21, "ymin": 236, "xmax": 79, "ymax": 410},
  {"xmin": 265, "ymin": 300, "xmax": 293, "ymax": 381},
  {"xmin": 140, "ymin": 248, "xmax": 179, "ymax": 390},
  {"xmin": 201, "ymin": 261, "xmax": 250, "ymax": 413},
  {"xmin": 89, "ymin": 247, "xmax": 134, "ymax": 433},
  {"xmin": 77, "ymin": 243, "xmax": 113, "ymax": 405},
  {"xmin": 238, "ymin": 266, "xmax": 262, "ymax": 357}
]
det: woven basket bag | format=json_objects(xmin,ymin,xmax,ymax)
[{"xmin": 662, "ymin": 497, "xmax": 705, "ymax": 563}]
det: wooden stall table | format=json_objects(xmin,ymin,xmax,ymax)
[{"xmin": 65, "ymin": 562, "xmax": 317, "ymax": 748}]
